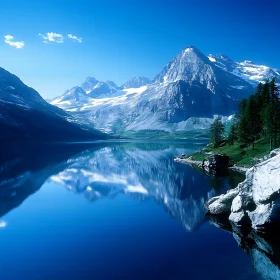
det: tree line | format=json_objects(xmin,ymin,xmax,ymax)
[{"xmin": 210, "ymin": 78, "xmax": 280, "ymax": 150}]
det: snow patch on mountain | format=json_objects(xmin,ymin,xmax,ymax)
[
  {"xmin": 51, "ymin": 46, "xmax": 274, "ymax": 134},
  {"xmin": 208, "ymin": 54, "xmax": 280, "ymax": 85},
  {"xmin": 122, "ymin": 76, "xmax": 151, "ymax": 89}
]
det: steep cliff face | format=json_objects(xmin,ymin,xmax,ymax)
[{"xmin": 206, "ymin": 149, "xmax": 280, "ymax": 231}]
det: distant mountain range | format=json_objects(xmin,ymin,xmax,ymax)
[
  {"xmin": 51, "ymin": 46, "xmax": 280, "ymax": 134},
  {"xmin": 0, "ymin": 67, "xmax": 105, "ymax": 143},
  {"xmin": 208, "ymin": 54, "xmax": 280, "ymax": 85},
  {"xmin": 1, "ymin": 45, "xmax": 278, "ymax": 142}
]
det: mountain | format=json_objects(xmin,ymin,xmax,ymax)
[
  {"xmin": 208, "ymin": 54, "xmax": 280, "ymax": 85},
  {"xmin": 79, "ymin": 76, "xmax": 121, "ymax": 98},
  {"xmin": 105, "ymin": 80, "xmax": 119, "ymax": 89},
  {"xmin": 122, "ymin": 76, "xmax": 151, "ymax": 89},
  {"xmin": 51, "ymin": 46, "xmax": 263, "ymax": 134},
  {"xmin": 51, "ymin": 86, "xmax": 91, "ymax": 112},
  {"xmin": 88, "ymin": 81, "xmax": 118, "ymax": 98},
  {"xmin": 81, "ymin": 77, "xmax": 99, "ymax": 92},
  {"xmin": 0, "ymin": 67, "xmax": 105, "ymax": 143}
]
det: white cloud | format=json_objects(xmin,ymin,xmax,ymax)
[
  {"xmin": 39, "ymin": 32, "xmax": 64, "ymax": 43},
  {"xmin": 0, "ymin": 220, "xmax": 7, "ymax": 228},
  {"xmin": 4, "ymin": 35, "xmax": 24, "ymax": 49},
  {"xmin": 67, "ymin": 34, "xmax": 82, "ymax": 43}
]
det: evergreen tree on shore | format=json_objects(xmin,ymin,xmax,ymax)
[
  {"xmin": 228, "ymin": 123, "xmax": 238, "ymax": 146},
  {"xmin": 210, "ymin": 117, "xmax": 225, "ymax": 148},
  {"xmin": 263, "ymin": 78, "xmax": 280, "ymax": 149},
  {"xmin": 227, "ymin": 78, "xmax": 280, "ymax": 150}
]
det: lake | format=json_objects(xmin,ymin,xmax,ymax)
[{"xmin": 0, "ymin": 140, "xmax": 276, "ymax": 280}]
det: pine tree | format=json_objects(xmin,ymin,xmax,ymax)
[
  {"xmin": 255, "ymin": 83, "xmax": 264, "ymax": 106},
  {"xmin": 253, "ymin": 83, "xmax": 264, "ymax": 135},
  {"xmin": 263, "ymin": 80, "xmax": 280, "ymax": 149},
  {"xmin": 222, "ymin": 78, "xmax": 280, "ymax": 152},
  {"xmin": 264, "ymin": 103, "xmax": 275, "ymax": 149},
  {"xmin": 270, "ymin": 77, "xmax": 279, "ymax": 102},
  {"xmin": 244, "ymin": 95, "xmax": 258, "ymax": 149},
  {"xmin": 237, "ymin": 98, "xmax": 248, "ymax": 118},
  {"xmin": 228, "ymin": 123, "xmax": 238, "ymax": 146},
  {"xmin": 262, "ymin": 81, "xmax": 271, "ymax": 106},
  {"xmin": 238, "ymin": 115, "xmax": 250, "ymax": 145},
  {"xmin": 210, "ymin": 117, "xmax": 225, "ymax": 148}
]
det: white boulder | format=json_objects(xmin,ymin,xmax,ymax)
[{"xmin": 206, "ymin": 149, "xmax": 280, "ymax": 231}]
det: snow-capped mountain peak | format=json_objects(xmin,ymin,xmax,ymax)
[
  {"xmin": 208, "ymin": 54, "xmax": 236, "ymax": 71},
  {"xmin": 0, "ymin": 67, "xmax": 105, "ymax": 142},
  {"xmin": 122, "ymin": 76, "xmax": 151, "ymax": 89},
  {"xmin": 105, "ymin": 80, "xmax": 120, "ymax": 90},
  {"xmin": 154, "ymin": 46, "xmax": 212, "ymax": 84},
  {"xmin": 78, "ymin": 77, "xmax": 121, "ymax": 98},
  {"xmin": 81, "ymin": 76, "xmax": 99, "ymax": 92},
  {"xmin": 208, "ymin": 54, "xmax": 280, "ymax": 85},
  {"xmin": 51, "ymin": 46, "xmax": 279, "ymax": 134},
  {"xmin": 153, "ymin": 46, "xmax": 252, "ymax": 100},
  {"xmin": 54, "ymin": 86, "xmax": 87, "ymax": 102},
  {"xmin": 88, "ymin": 81, "xmax": 119, "ymax": 98},
  {"xmin": 237, "ymin": 60, "xmax": 279, "ymax": 84},
  {"xmin": 51, "ymin": 86, "xmax": 91, "ymax": 112}
]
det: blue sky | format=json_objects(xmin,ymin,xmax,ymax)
[{"xmin": 0, "ymin": 0, "xmax": 279, "ymax": 98}]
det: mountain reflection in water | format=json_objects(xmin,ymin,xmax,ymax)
[
  {"xmin": 0, "ymin": 142, "xmax": 243, "ymax": 231},
  {"xmin": 0, "ymin": 141, "xmax": 273, "ymax": 280},
  {"xmin": 0, "ymin": 142, "xmax": 228, "ymax": 229}
]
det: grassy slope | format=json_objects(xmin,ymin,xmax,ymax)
[{"xmin": 188, "ymin": 138, "xmax": 271, "ymax": 168}]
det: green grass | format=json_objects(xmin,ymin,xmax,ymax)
[{"xmin": 187, "ymin": 138, "xmax": 272, "ymax": 168}]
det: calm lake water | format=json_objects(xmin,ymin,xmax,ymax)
[{"xmin": 0, "ymin": 141, "xmax": 276, "ymax": 280}]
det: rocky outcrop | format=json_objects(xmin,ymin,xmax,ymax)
[
  {"xmin": 203, "ymin": 154, "xmax": 230, "ymax": 169},
  {"xmin": 174, "ymin": 156, "xmax": 203, "ymax": 168},
  {"xmin": 202, "ymin": 154, "xmax": 231, "ymax": 176},
  {"xmin": 206, "ymin": 149, "xmax": 280, "ymax": 231},
  {"xmin": 175, "ymin": 154, "xmax": 231, "ymax": 175}
]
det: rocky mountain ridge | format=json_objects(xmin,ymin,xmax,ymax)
[
  {"xmin": 0, "ymin": 67, "xmax": 105, "ymax": 142},
  {"xmin": 51, "ymin": 46, "xmax": 279, "ymax": 134}
]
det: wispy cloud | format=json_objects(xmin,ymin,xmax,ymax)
[
  {"xmin": 0, "ymin": 220, "xmax": 7, "ymax": 228},
  {"xmin": 39, "ymin": 32, "xmax": 64, "ymax": 43},
  {"xmin": 67, "ymin": 34, "xmax": 82, "ymax": 43},
  {"xmin": 4, "ymin": 35, "xmax": 24, "ymax": 49}
]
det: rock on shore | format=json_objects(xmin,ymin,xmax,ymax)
[{"xmin": 205, "ymin": 148, "xmax": 280, "ymax": 231}]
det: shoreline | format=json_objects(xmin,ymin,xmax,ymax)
[{"xmin": 174, "ymin": 157, "xmax": 249, "ymax": 174}]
